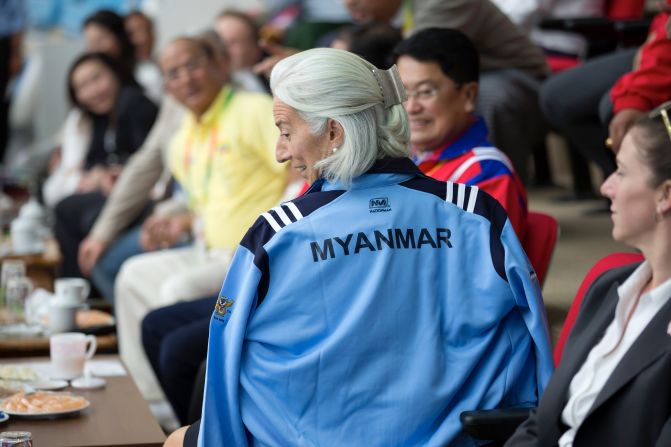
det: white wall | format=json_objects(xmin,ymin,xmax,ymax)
[{"xmin": 155, "ymin": 0, "xmax": 265, "ymax": 50}]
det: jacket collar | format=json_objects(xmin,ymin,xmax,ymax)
[
  {"xmin": 544, "ymin": 263, "xmax": 671, "ymax": 439},
  {"xmin": 307, "ymin": 157, "xmax": 423, "ymax": 193},
  {"xmin": 587, "ymin": 295, "xmax": 671, "ymax": 417},
  {"xmin": 539, "ymin": 270, "xmax": 630, "ymax": 442},
  {"xmin": 557, "ymin": 281, "xmax": 624, "ymax": 391},
  {"xmin": 186, "ymin": 84, "xmax": 233, "ymax": 128},
  {"xmin": 412, "ymin": 116, "xmax": 492, "ymax": 165},
  {"xmin": 366, "ymin": 157, "xmax": 423, "ymax": 175}
]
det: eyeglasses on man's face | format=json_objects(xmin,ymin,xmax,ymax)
[
  {"xmin": 163, "ymin": 56, "xmax": 207, "ymax": 84},
  {"xmin": 405, "ymin": 85, "xmax": 441, "ymax": 102}
]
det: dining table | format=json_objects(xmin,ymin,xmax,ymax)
[
  {"xmin": 0, "ymin": 305, "xmax": 118, "ymax": 358},
  {"xmin": 0, "ymin": 237, "xmax": 62, "ymax": 292},
  {"xmin": 0, "ymin": 355, "xmax": 166, "ymax": 446},
  {"xmin": 0, "ymin": 332, "xmax": 117, "ymax": 358}
]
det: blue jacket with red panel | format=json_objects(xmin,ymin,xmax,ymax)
[{"xmin": 413, "ymin": 117, "xmax": 528, "ymax": 238}]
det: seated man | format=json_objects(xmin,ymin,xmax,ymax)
[
  {"xmin": 78, "ymin": 23, "xmax": 269, "ymax": 302},
  {"xmin": 539, "ymin": 5, "xmax": 671, "ymax": 191},
  {"xmin": 343, "ymin": 0, "xmax": 549, "ymax": 183},
  {"xmin": 141, "ymin": 181, "xmax": 304, "ymax": 425},
  {"xmin": 165, "ymin": 47, "xmax": 553, "ymax": 447},
  {"xmin": 491, "ymin": 0, "xmax": 604, "ymax": 61},
  {"xmin": 115, "ymin": 36, "xmax": 287, "ymax": 401},
  {"xmin": 142, "ymin": 295, "xmax": 216, "ymax": 425},
  {"xmin": 124, "ymin": 10, "xmax": 162, "ymax": 102},
  {"xmin": 214, "ymin": 9, "xmax": 269, "ymax": 93},
  {"xmin": 394, "ymin": 28, "xmax": 528, "ymax": 238}
]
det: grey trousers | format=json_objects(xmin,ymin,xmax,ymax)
[
  {"xmin": 539, "ymin": 49, "xmax": 636, "ymax": 178},
  {"xmin": 478, "ymin": 68, "xmax": 547, "ymax": 183}
]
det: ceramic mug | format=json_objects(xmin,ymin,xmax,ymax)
[
  {"xmin": 54, "ymin": 278, "xmax": 90, "ymax": 304},
  {"xmin": 50, "ymin": 332, "xmax": 97, "ymax": 380},
  {"xmin": 48, "ymin": 299, "xmax": 80, "ymax": 333}
]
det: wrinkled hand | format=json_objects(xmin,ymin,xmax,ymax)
[
  {"xmin": 78, "ymin": 236, "xmax": 109, "ymax": 277},
  {"xmin": 252, "ymin": 40, "xmax": 299, "ymax": 78},
  {"xmin": 139, "ymin": 214, "xmax": 192, "ymax": 251},
  {"xmin": 608, "ymin": 108, "xmax": 645, "ymax": 153}
]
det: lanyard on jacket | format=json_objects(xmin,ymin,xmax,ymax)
[{"xmin": 182, "ymin": 89, "xmax": 235, "ymax": 206}]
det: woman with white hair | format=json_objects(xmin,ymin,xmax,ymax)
[{"xmin": 165, "ymin": 48, "xmax": 553, "ymax": 447}]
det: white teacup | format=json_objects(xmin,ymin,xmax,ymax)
[
  {"xmin": 49, "ymin": 298, "xmax": 81, "ymax": 333},
  {"xmin": 10, "ymin": 217, "xmax": 44, "ymax": 254},
  {"xmin": 50, "ymin": 332, "xmax": 97, "ymax": 380},
  {"xmin": 54, "ymin": 278, "xmax": 90, "ymax": 304}
]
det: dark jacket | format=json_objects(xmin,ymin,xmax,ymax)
[
  {"xmin": 85, "ymin": 85, "xmax": 158, "ymax": 168},
  {"xmin": 507, "ymin": 262, "xmax": 671, "ymax": 447}
]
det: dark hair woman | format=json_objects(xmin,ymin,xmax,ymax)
[
  {"xmin": 83, "ymin": 9, "xmax": 137, "ymax": 86},
  {"xmin": 45, "ymin": 52, "xmax": 157, "ymax": 279}
]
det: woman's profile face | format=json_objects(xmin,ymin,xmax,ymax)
[
  {"xmin": 71, "ymin": 59, "xmax": 120, "ymax": 115},
  {"xmin": 600, "ymin": 128, "xmax": 659, "ymax": 247},
  {"xmin": 273, "ymin": 99, "xmax": 330, "ymax": 184},
  {"xmin": 84, "ymin": 24, "xmax": 122, "ymax": 58}
]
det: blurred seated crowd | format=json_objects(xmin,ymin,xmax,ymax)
[{"xmin": 1, "ymin": 0, "xmax": 670, "ymax": 446}]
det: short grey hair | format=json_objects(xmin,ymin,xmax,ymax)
[{"xmin": 270, "ymin": 48, "xmax": 410, "ymax": 185}]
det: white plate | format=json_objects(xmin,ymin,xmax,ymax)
[
  {"xmin": 2, "ymin": 401, "xmax": 90, "ymax": 419},
  {"xmin": 28, "ymin": 380, "xmax": 69, "ymax": 391},
  {"xmin": 0, "ymin": 324, "xmax": 43, "ymax": 338},
  {"xmin": 71, "ymin": 377, "xmax": 106, "ymax": 390},
  {"xmin": 0, "ymin": 392, "xmax": 90, "ymax": 419}
]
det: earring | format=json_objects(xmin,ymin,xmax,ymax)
[
  {"xmin": 655, "ymin": 207, "xmax": 665, "ymax": 222},
  {"xmin": 332, "ymin": 146, "xmax": 339, "ymax": 153}
]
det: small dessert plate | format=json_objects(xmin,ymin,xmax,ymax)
[
  {"xmin": 71, "ymin": 377, "xmax": 106, "ymax": 390},
  {"xmin": 29, "ymin": 380, "xmax": 69, "ymax": 391}
]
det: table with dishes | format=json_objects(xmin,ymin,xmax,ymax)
[
  {"xmin": 1, "ymin": 196, "xmax": 61, "ymax": 293},
  {"xmin": 0, "ymin": 249, "xmax": 117, "ymax": 358},
  {"xmin": 0, "ymin": 303, "xmax": 117, "ymax": 358},
  {"xmin": 0, "ymin": 197, "xmax": 165, "ymax": 445},
  {"xmin": 0, "ymin": 356, "xmax": 166, "ymax": 446},
  {"xmin": 0, "ymin": 237, "xmax": 62, "ymax": 293}
]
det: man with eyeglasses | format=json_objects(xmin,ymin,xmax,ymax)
[
  {"xmin": 343, "ymin": 0, "xmax": 548, "ymax": 184},
  {"xmin": 110, "ymin": 36, "xmax": 287, "ymax": 402},
  {"xmin": 394, "ymin": 28, "xmax": 528, "ymax": 239}
]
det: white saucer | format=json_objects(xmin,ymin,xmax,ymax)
[
  {"xmin": 0, "ymin": 323, "xmax": 43, "ymax": 337},
  {"xmin": 29, "ymin": 379, "xmax": 69, "ymax": 391},
  {"xmin": 71, "ymin": 376, "xmax": 106, "ymax": 390}
]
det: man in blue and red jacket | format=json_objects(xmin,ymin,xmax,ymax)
[{"xmin": 394, "ymin": 28, "xmax": 528, "ymax": 239}]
